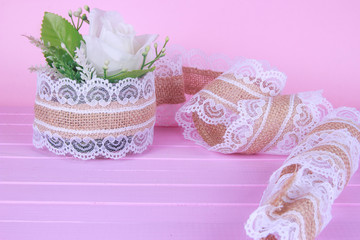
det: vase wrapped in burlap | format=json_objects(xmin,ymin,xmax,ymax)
[
  {"xmin": 33, "ymin": 70, "xmax": 156, "ymax": 160},
  {"xmin": 245, "ymin": 107, "xmax": 360, "ymax": 240}
]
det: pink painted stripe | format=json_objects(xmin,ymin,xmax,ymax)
[
  {"xmin": 0, "ymin": 181, "xmax": 267, "ymax": 187},
  {"xmin": 1, "ymin": 181, "xmax": 360, "ymax": 187},
  {"xmin": 0, "ymin": 200, "xmax": 259, "ymax": 206},
  {"xmin": 1, "ymin": 201, "xmax": 359, "ymax": 206}
]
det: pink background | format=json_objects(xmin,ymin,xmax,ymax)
[{"xmin": 1, "ymin": 0, "xmax": 359, "ymax": 108}]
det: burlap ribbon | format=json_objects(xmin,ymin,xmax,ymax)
[
  {"xmin": 169, "ymin": 51, "xmax": 359, "ymax": 239},
  {"xmin": 245, "ymin": 107, "xmax": 360, "ymax": 240},
  {"xmin": 176, "ymin": 60, "xmax": 333, "ymax": 155}
]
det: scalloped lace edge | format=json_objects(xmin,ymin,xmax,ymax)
[{"xmin": 33, "ymin": 124, "xmax": 155, "ymax": 160}]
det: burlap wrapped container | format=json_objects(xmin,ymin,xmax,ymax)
[
  {"xmin": 33, "ymin": 70, "xmax": 156, "ymax": 160},
  {"xmin": 245, "ymin": 107, "xmax": 360, "ymax": 240},
  {"xmin": 176, "ymin": 59, "xmax": 333, "ymax": 155}
]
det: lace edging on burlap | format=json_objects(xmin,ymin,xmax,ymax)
[
  {"xmin": 33, "ymin": 124, "xmax": 155, "ymax": 160},
  {"xmin": 36, "ymin": 70, "xmax": 155, "ymax": 107}
]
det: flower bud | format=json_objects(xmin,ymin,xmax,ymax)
[
  {"xmin": 154, "ymin": 43, "xmax": 158, "ymax": 48},
  {"xmin": 165, "ymin": 36, "xmax": 169, "ymax": 43},
  {"xmin": 84, "ymin": 5, "xmax": 90, "ymax": 12},
  {"xmin": 104, "ymin": 60, "xmax": 110, "ymax": 66},
  {"xmin": 73, "ymin": 11, "xmax": 80, "ymax": 17},
  {"xmin": 68, "ymin": 10, "xmax": 72, "ymax": 17},
  {"xmin": 145, "ymin": 45, "xmax": 150, "ymax": 53},
  {"xmin": 81, "ymin": 14, "xmax": 87, "ymax": 20},
  {"xmin": 61, "ymin": 43, "xmax": 66, "ymax": 49},
  {"xmin": 78, "ymin": 8, "xmax": 82, "ymax": 14}
]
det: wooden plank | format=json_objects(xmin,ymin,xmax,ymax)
[
  {"xmin": 0, "ymin": 183, "xmax": 359, "ymax": 204},
  {"xmin": 0, "ymin": 145, "xmax": 284, "ymax": 161},
  {"xmin": 0, "ymin": 222, "xmax": 248, "ymax": 240},
  {"xmin": 0, "ymin": 205, "xmax": 359, "ymax": 240},
  {"xmin": 0, "ymin": 158, "xmax": 282, "ymax": 185},
  {"xmin": 0, "ymin": 184, "xmax": 264, "ymax": 204}
]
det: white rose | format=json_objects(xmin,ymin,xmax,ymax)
[{"xmin": 84, "ymin": 8, "xmax": 158, "ymax": 76}]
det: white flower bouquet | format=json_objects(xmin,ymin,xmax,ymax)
[{"xmin": 26, "ymin": 6, "xmax": 169, "ymax": 159}]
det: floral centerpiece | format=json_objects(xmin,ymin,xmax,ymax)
[{"xmin": 26, "ymin": 6, "xmax": 169, "ymax": 159}]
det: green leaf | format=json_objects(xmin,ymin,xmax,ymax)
[
  {"xmin": 107, "ymin": 67, "xmax": 155, "ymax": 83},
  {"xmin": 41, "ymin": 12, "xmax": 83, "ymax": 57}
]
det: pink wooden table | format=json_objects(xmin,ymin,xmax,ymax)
[{"xmin": 0, "ymin": 107, "xmax": 359, "ymax": 240}]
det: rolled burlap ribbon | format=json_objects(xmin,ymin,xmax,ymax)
[
  {"xmin": 245, "ymin": 107, "xmax": 360, "ymax": 240},
  {"xmin": 182, "ymin": 66, "xmax": 222, "ymax": 95},
  {"xmin": 176, "ymin": 60, "xmax": 332, "ymax": 155},
  {"xmin": 33, "ymin": 70, "xmax": 156, "ymax": 160}
]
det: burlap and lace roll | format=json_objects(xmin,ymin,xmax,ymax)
[
  {"xmin": 245, "ymin": 107, "xmax": 360, "ymax": 240},
  {"xmin": 33, "ymin": 70, "xmax": 156, "ymax": 160},
  {"xmin": 176, "ymin": 60, "xmax": 332, "ymax": 155},
  {"xmin": 155, "ymin": 47, "xmax": 241, "ymax": 126}
]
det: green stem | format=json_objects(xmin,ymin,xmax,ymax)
[
  {"xmin": 77, "ymin": 19, "xmax": 84, "ymax": 30},
  {"xmin": 141, "ymin": 54, "xmax": 147, "ymax": 70},
  {"xmin": 76, "ymin": 17, "xmax": 80, "ymax": 29},
  {"xmin": 144, "ymin": 53, "xmax": 165, "ymax": 69},
  {"xmin": 70, "ymin": 16, "xmax": 76, "ymax": 28},
  {"xmin": 103, "ymin": 69, "xmax": 107, "ymax": 79}
]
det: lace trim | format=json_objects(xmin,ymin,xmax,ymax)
[
  {"xmin": 35, "ymin": 97, "xmax": 156, "ymax": 114},
  {"xmin": 241, "ymin": 97, "xmax": 273, "ymax": 152},
  {"xmin": 175, "ymin": 93, "xmax": 265, "ymax": 153},
  {"xmin": 33, "ymin": 124, "xmax": 155, "ymax": 160},
  {"xmin": 266, "ymin": 91, "xmax": 333, "ymax": 155},
  {"xmin": 34, "ymin": 116, "xmax": 156, "ymax": 135},
  {"xmin": 225, "ymin": 60, "xmax": 287, "ymax": 97},
  {"xmin": 154, "ymin": 55, "xmax": 182, "ymax": 78},
  {"xmin": 324, "ymin": 106, "xmax": 360, "ymax": 124},
  {"xmin": 36, "ymin": 70, "xmax": 155, "ymax": 107},
  {"xmin": 211, "ymin": 99, "xmax": 267, "ymax": 153}
]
